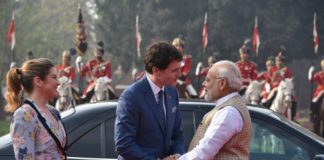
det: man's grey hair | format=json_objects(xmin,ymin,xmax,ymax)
[{"xmin": 213, "ymin": 60, "xmax": 242, "ymax": 91}]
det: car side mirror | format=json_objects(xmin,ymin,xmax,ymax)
[{"xmin": 314, "ymin": 155, "xmax": 324, "ymax": 160}]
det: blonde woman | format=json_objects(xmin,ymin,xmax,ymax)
[{"xmin": 5, "ymin": 58, "xmax": 67, "ymax": 159}]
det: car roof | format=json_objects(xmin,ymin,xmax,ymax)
[
  {"xmin": 61, "ymin": 99, "xmax": 324, "ymax": 145},
  {"xmin": 1, "ymin": 99, "xmax": 324, "ymax": 156}
]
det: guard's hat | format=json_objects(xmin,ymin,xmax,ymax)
[
  {"xmin": 275, "ymin": 52, "xmax": 285, "ymax": 61},
  {"xmin": 172, "ymin": 36, "xmax": 185, "ymax": 48},
  {"xmin": 96, "ymin": 41, "xmax": 104, "ymax": 54},
  {"xmin": 239, "ymin": 45, "xmax": 250, "ymax": 54}
]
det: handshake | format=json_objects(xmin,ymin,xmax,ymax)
[{"xmin": 160, "ymin": 154, "xmax": 181, "ymax": 160}]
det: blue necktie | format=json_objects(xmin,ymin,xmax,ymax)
[{"xmin": 158, "ymin": 90, "xmax": 166, "ymax": 123}]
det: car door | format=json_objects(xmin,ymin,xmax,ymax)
[
  {"xmin": 67, "ymin": 108, "xmax": 117, "ymax": 158},
  {"xmin": 250, "ymin": 116, "xmax": 319, "ymax": 160},
  {"xmin": 179, "ymin": 103, "xmax": 211, "ymax": 149}
]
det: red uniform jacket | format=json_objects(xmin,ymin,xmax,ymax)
[
  {"xmin": 235, "ymin": 60, "xmax": 258, "ymax": 87},
  {"xmin": 56, "ymin": 64, "xmax": 76, "ymax": 81},
  {"xmin": 180, "ymin": 55, "xmax": 192, "ymax": 85},
  {"xmin": 311, "ymin": 71, "xmax": 324, "ymax": 101},
  {"xmin": 81, "ymin": 59, "xmax": 112, "ymax": 94},
  {"xmin": 269, "ymin": 66, "xmax": 293, "ymax": 89},
  {"xmin": 257, "ymin": 71, "xmax": 272, "ymax": 100}
]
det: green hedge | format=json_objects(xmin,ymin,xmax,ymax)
[{"xmin": 0, "ymin": 120, "xmax": 10, "ymax": 136}]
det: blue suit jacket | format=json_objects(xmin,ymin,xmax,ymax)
[{"xmin": 114, "ymin": 76, "xmax": 185, "ymax": 159}]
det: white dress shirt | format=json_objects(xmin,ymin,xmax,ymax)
[
  {"xmin": 147, "ymin": 75, "xmax": 166, "ymax": 116},
  {"xmin": 178, "ymin": 92, "xmax": 243, "ymax": 160}
]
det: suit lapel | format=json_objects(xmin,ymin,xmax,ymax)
[{"xmin": 142, "ymin": 76, "xmax": 166, "ymax": 134}]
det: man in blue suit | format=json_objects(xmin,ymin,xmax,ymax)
[{"xmin": 115, "ymin": 42, "xmax": 185, "ymax": 159}]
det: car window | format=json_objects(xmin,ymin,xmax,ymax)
[
  {"xmin": 250, "ymin": 118, "xmax": 313, "ymax": 160},
  {"xmin": 180, "ymin": 106, "xmax": 210, "ymax": 149},
  {"xmin": 194, "ymin": 109, "xmax": 209, "ymax": 130},
  {"xmin": 68, "ymin": 124, "xmax": 102, "ymax": 157},
  {"xmin": 105, "ymin": 116, "xmax": 118, "ymax": 158},
  {"xmin": 180, "ymin": 110, "xmax": 195, "ymax": 148}
]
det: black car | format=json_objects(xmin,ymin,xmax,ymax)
[{"xmin": 1, "ymin": 100, "xmax": 324, "ymax": 160}]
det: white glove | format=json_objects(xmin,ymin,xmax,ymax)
[
  {"xmin": 308, "ymin": 66, "xmax": 314, "ymax": 81},
  {"xmin": 10, "ymin": 61, "xmax": 17, "ymax": 69},
  {"xmin": 75, "ymin": 56, "xmax": 83, "ymax": 72},
  {"xmin": 180, "ymin": 60, "xmax": 185, "ymax": 67},
  {"xmin": 177, "ymin": 79, "xmax": 184, "ymax": 85},
  {"xmin": 75, "ymin": 56, "xmax": 82, "ymax": 64},
  {"xmin": 279, "ymin": 70, "xmax": 285, "ymax": 76},
  {"xmin": 195, "ymin": 62, "xmax": 203, "ymax": 76},
  {"xmin": 131, "ymin": 68, "xmax": 138, "ymax": 80}
]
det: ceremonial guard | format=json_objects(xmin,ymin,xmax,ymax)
[
  {"xmin": 308, "ymin": 59, "xmax": 324, "ymax": 137},
  {"xmin": 56, "ymin": 50, "xmax": 80, "ymax": 104},
  {"xmin": 79, "ymin": 41, "xmax": 113, "ymax": 101},
  {"xmin": 56, "ymin": 50, "xmax": 76, "ymax": 82},
  {"xmin": 195, "ymin": 56, "xmax": 217, "ymax": 79},
  {"xmin": 26, "ymin": 51, "xmax": 34, "ymax": 60},
  {"xmin": 235, "ymin": 45, "xmax": 258, "ymax": 95},
  {"xmin": 195, "ymin": 56, "xmax": 217, "ymax": 98},
  {"xmin": 257, "ymin": 57, "xmax": 275, "ymax": 104},
  {"xmin": 269, "ymin": 52, "xmax": 293, "ymax": 89},
  {"xmin": 269, "ymin": 52, "xmax": 296, "ymax": 120},
  {"xmin": 172, "ymin": 36, "xmax": 198, "ymax": 98}
]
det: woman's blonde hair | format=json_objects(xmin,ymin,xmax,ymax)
[{"xmin": 5, "ymin": 58, "xmax": 54, "ymax": 112}]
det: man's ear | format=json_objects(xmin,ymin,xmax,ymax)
[
  {"xmin": 152, "ymin": 66, "xmax": 160, "ymax": 75},
  {"xmin": 220, "ymin": 79, "xmax": 228, "ymax": 91}
]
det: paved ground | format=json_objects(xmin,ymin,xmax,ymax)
[{"xmin": 295, "ymin": 110, "xmax": 313, "ymax": 132}]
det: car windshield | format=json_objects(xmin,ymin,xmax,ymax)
[
  {"xmin": 250, "ymin": 106, "xmax": 324, "ymax": 143},
  {"xmin": 274, "ymin": 111, "xmax": 324, "ymax": 142}
]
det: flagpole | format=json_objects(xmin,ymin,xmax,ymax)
[
  {"xmin": 135, "ymin": 14, "xmax": 142, "ymax": 72},
  {"xmin": 135, "ymin": 15, "xmax": 139, "ymax": 66},
  {"xmin": 75, "ymin": 2, "xmax": 87, "ymax": 94},
  {"xmin": 11, "ymin": 48, "xmax": 15, "ymax": 63},
  {"xmin": 8, "ymin": 10, "xmax": 16, "ymax": 64},
  {"xmin": 12, "ymin": 3, "xmax": 16, "ymax": 64},
  {"xmin": 253, "ymin": 16, "xmax": 260, "ymax": 57},
  {"xmin": 11, "ymin": 12, "xmax": 15, "ymax": 63},
  {"xmin": 310, "ymin": 12, "xmax": 318, "ymax": 113},
  {"xmin": 195, "ymin": 11, "xmax": 208, "ymax": 92},
  {"xmin": 201, "ymin": 12, "xmax": 208, "ymax": 63}
]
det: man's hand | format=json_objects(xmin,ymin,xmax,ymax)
[
  {"xmin": 195, "ymin": 62, "xmax": 203, "ymax": 76},
  {"xmin": 308, "ymin": 66, "xmax": 314, "ymax": 81},
  {"xmin": 75, "ymin": 56, "xmax": 83, "ymax": 72}
]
